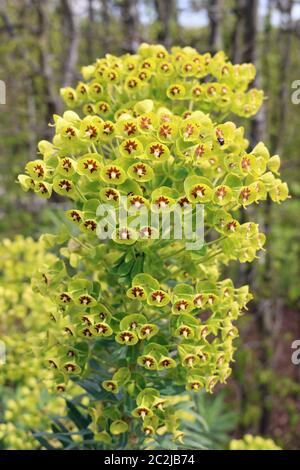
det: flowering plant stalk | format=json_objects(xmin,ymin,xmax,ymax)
[
  {"xmin": 0, "ymin": 237, "xmax": 68, "ymax": 449},
  {"xmin": 18, "ymin": 44, "xmax": 288, "ymax": 445}
]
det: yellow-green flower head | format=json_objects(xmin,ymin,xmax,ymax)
[
  {"xmin": 229, "ymin": 435, "xmax": 282, "ymax": 450},
  {"xmin": 58, "ymin": 44, "xmax": 267, "ymax": 120}
]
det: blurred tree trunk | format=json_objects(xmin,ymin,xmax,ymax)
[
  {"xmin": 230, "ymin": 0, "xmax": 243, "ymax": 63},
  {"xmin": 99, "ymin": 0, "xmax": 111, "ymax": 52},
  {"xmin": 154, "ymin": 0, "xmax": 179, "ymax": 48},
  {"xmin": 242, "ymin": 0, "xmax": 266, "ymax": 146},
  {"xmin": 230, "ymin": 0, "xmax": 260, "ymax": 66},
  {"xmin": 27, "ymin": 79, "xmax": 37, "ymax": 157},
  {"xmin": 241, "ymin": 0, "xmax": 258, "ymax": 64},
  {"xmin": 253, "ymin": 0, "xmax": 293, "ymax": 436},
  {"xmin": 256, "ymin": 0, "xmax": 274, "ymax": 294},
  {"xmin": 236, "ymin": 0, "xmax": 265, "ymax": 254},
  {"xmin": 237, "ymin": 0, "xmax": 265, "ymax": 242},
  {"xmin": 232, "ymin": 0, "xmax": 269, "ymax": 436},
  {"xmin": 207, "ymin": 0, "xmax": 223, "ymax": 52},
  {"xmin": 120, "ymin": 0, "xmax": 140, "ymax": 53},
  {"xmin": 271, "ymin": 0, "xmax": 293, "ymax": 155},
  {"xmin": 33, "ymin": 0, "xmax": 61, "ymax": 134}
]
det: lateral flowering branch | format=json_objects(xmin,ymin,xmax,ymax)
[{"xmin": 18, "ymin": 44, "xmax": 289, "ymax": 445}]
